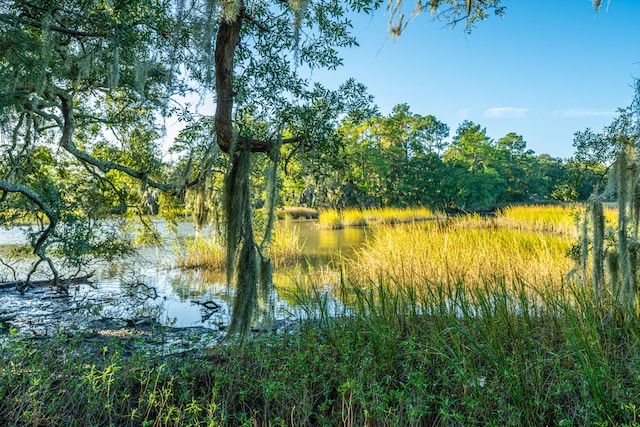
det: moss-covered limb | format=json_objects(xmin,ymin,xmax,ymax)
[
  {"xmin": 56, "ymin": 93, "xmax": 195, "ymax": 193},
  {"xmin": 591, "ymin": 197, "xmax": 605, "ymax": 302}
]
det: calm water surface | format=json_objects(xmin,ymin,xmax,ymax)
[{"xmin": 0, "ymin": 220, "xmax": 368, "ymax": 332}]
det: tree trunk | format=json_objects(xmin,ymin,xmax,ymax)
[{"xmin": 214, "ymin": 10, "xmax": 243, "ymax": 153}]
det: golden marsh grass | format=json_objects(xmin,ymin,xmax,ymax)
[
  {"xmin": 318, "ymin": 206, "xmax": 437, "ymax": 229},
  {"xmin": 495, "ymin": 204, "xmax": 617, "ymax": 236},
  {"xmin": 348, "ymin": 217, "xmax": 574, "ymax": 293},
  {"xmin": 176, "ymin": 222, "xmax": 305, "ymax": 271}
]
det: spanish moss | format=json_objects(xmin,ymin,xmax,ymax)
[
  {"xmin": 257, "ymin": 137, "xmax": 282, "ymax": 305},
  {"xmin": 223, "ymin": 145, "xmax": 250, "ymax": 290},
  {"xmin": 591, "ymin": 196, "xmax": 605, "ymax": 302}
]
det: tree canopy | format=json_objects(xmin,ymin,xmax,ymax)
[{"xmin": 0, "ymin": 0, "xmax": 613, "ymax": 338}]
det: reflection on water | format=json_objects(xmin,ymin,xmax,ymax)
[
  {"xmin": 0, "ymin": 226, "xmax": 30, "ymax": 245},
  {"xmin": 0, "ymin": 219, "xmax": 369, "ymax": 332},
  {"xmin": 296, "ymin": 221, "xmax": 367, "ymax": 257}
]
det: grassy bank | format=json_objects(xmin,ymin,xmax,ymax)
[{"xmin": 1, "ymin": 279, "xmax": 639, "ymax": 426}]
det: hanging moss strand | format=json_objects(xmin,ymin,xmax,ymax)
[
  {"xmin": 227, "ymin": 205, "xmax": 259, "ymax": 341},
  {"xmin": 257, "ymin": 138, "xmax": 282, "ymax": 309},
  {"xmin": 223, "ymin": 146, "xmax": 248, "ymax": 286},
  {"xmin": 591, "ymin": 197, "xmax": 605, "ymax": 303},
  {"xmin": 260, "ymin": 137, "xmax": 283, "ymax": 249},
  {"xmin": 222, "ymin": 145, "xmax": 263, "ymax": 341}
]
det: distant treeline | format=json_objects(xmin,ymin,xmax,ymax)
[{"xmin": 277, "ymin": 105, "xmax": 603, "ymax": 211}]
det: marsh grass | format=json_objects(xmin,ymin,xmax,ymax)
[
  {"xmin": 348, "ymin": 218, "xmax": 574, "ymax": 295},
  {"xmin": 176, "ymin": 235, "xmax": 226, "ymax": 270},
  {"xmin": 317, "ymin": 208, "xmax": 342, "ymax": 229},
  {"xmin": 495, "ymin": 204, "xmax": 617, "ymax": 236},
  {"xmin": 318, "ymin": 206, "xmax": 437, "ymax": 229},
  {"xmin": 175, "ymin": 221, "xmax": 305, "ymax": 271},
  {"xmin": 267, "ymin": 222, "xmax": 306, "ymax": 268}
]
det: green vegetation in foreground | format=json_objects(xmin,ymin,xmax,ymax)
[{"xmin": 1, "ymin": 279, "xmax": 640, "ymax": 426}]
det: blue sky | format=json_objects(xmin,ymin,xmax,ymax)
[{"xmin": 307, "ymin": 0, "xmax": 640, "ymax": 159}]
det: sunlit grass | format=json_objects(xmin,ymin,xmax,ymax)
[
  {"xmin": 341, "ymin": 209, "xmax": 367, "ymax": 227},
  {"xmin": 495, "ymin": 204, "xmax": 617, "ymax": 237},
  {"xmin": 175, "ymin": 235, "xmax": 226, "ymax": 270},
  {"xmin": 175, "ymin": 222, "xmax": 305, "ymax": 270},
  {"xmin": 267, "ymin": 222, "xmax": 306, "ymax": 268},
  {"xmin": 318, "ymin": 206, "xmax": 438, "ymax": 229},
  {"xmin": 348, "ymin": 217, "xmax": 574, "ymax": 294},
  {"xmin": 363, "ymin": 206, "xmax": 435, "ymax": 224},
  {"xmin": 317, "ymin": 209, "xmax": 342, "ymax": 229}
]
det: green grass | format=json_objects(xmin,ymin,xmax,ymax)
[{"xmin": 1, "ymin": 278, "xmax": 640, "ymax": 426}]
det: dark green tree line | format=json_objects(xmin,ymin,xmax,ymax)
[{"xmin": 281, "ymin": 106, "xmax": 596, "ymax": 211}]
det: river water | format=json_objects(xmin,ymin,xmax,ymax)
[{"xmin": 0, "ymin": 220, "xmax": 367, "ymax": 335}]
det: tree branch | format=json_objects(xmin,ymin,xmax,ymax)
[
  {"xmin": 54, "ymin": 90, "xmax": 194, "ymax": 193},
  {"xmin": 0, "ymin": 178, "xmax": 60, "ymax": 291}
]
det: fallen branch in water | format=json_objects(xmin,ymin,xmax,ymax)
[
  {"xmin": 0, "ymin": 272, "xmax": 94, "ymax": 290},
  {"xmin": 194, "ymin": 299, "xmax": 221, "ymax": 311}
]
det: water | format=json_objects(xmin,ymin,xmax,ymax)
[{"xmin": 0, "ymin": 220, "xmax": 367, "ymax": 334}]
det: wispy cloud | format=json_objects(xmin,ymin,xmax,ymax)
[
  {"xmin": 484, "ymin": 107, "xmax": 529, "ymax": 119},
  {"xmin": 554, "ymin": 108, "xmax": 618, "ymax": 118},
  {"xmin": 458, "ymin": 108, "xmax": 472, "ymax": 118}
]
